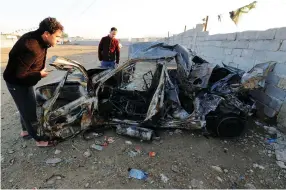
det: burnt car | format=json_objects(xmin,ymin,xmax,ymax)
[{"xmin": 35, "ymin": 42, "xmax": 276, "ymax": 141}]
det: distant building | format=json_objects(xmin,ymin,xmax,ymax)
[
  {"xmin": 1, "ymin": 33, "xmax": 20, "ymax": 48},
  {"xmin": 68, "ymin": 36, "xmax": 84, "ymax": 41}
]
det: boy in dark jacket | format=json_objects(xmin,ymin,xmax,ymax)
[
  {"xmin": 3, "ymin": 17, "xmax": 64, "ymax": 147},
  {"xmin": 98, "ymin": 27, "xmax": 120, "ymax": 69}
]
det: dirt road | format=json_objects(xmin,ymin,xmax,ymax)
[{"xmin": 1, "ymin": 45, "xmax": 285, "ymax": 189}]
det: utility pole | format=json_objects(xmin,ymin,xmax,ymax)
[
  {"xmin": 168, "ymin": 31, "xmax": 169, "ymax": 38},
  {"xmin": 184, "ymin": 25, "xmax": 186, "ymax": 32},
  {"xmin": 203, "ymin": 16, "xmax": 209, "ymax": 31}
]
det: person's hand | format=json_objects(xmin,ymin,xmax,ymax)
[{"xmin": 40, "ymin": 68, "xmax": 49, "ymax": 78}]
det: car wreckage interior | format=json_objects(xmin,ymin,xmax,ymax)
[{"xmin": 35, "ymin": 42, "xmax": 276, "ymax": 142}]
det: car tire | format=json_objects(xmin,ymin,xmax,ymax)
[
  {"xmin": 216, "ymin": 115, "xmax": 247, "ymax": 138},
  {"xmin": 206, "ymin": 113, "xmax": 247, "ymax": 138}
]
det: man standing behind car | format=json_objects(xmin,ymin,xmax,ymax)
[
  {"xmin": 98, "ymin": 27, "xmax": 120, "ymax": 69},
  {"xmin": 3, "ymin": 17, "xmax": 63, "ymax": 147}
]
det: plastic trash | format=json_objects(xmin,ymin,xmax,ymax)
[
  {"xmin": 125, "ymin": 141, "xmax": 132, "ymax": 145},
  {"xmin": 149, "ymin": 152, "xmax": 156, "ymax": 157},
  {"xmin": 135, "ymin": 146, "xmax": 142, "ymax": 153},
  {"xmin": 128, "ymin": 168, "xmax": 148, "ymax": 180},
  {"xmin": 107, "ymin": 137, "xmax": 115, "ymax": 144},
  {"xmin": 128, "ymin": 151, "xmax": 138, "ymax": 158},
  {"xmin": 116, "ymin": 125, "xmax": 154, "ymax": 141},
  {"xmin": 266, "ymin": 138, "xmax": 277, "ymax": 144},
  {"xmin": 160, "ymin": 174, "xmax": 169, "ymax": 183},
  {"xmin": 90, "ymin": 144, "xmax": 103, "ymax": 151},
  {"xmin": 45, "ymin": 158, "xmax": 62, "ymax": 164}
]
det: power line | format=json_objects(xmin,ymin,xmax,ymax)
[
  {"xmin": 67, "ymin": 0, "xmax": 79, "ymax": 13},
  {"xmin": 64, "ymin": 0, "xmax": 81, "ymax": 22},
  {"xmin": 79, "ymin": 0, "xmax": 97, "ymax": 16}
]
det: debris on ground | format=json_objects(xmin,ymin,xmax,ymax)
[
  {"xmin": 211, "ymin": 166, "xmax": 223, "ymax": 173},
  {"xmin": 55, "ymin": 149, "xmax": 62, "ymax": 155},
  {"xmin": 174, "ymin": 129, "xmax": 183, "ymax": 134},
  {"xmin": 160, "ymin": 174, "xmax": 169, "ymax": 183},
  {"xmin": 171, "ymin": 164, "xmax": 180, "ymax": 173},
  {"xmin": 56, "ymin": 176, "xmax": 62, "ymax": 180},
  {"xmin": 239, "ymin": 175, "xmax": 246, "ymax": 181},
  {"xmin": 8, "ymin": 149, "xmax": 15, "ymax": 154},
  {"xmin": 83, "ymin": 150, "xmax": 91, "ymax": 158},
  {"xmin": 117, "ymin": 126, "xmax": 153, "ymax": 141},
  {"xmin": 223, "ymin": 148, "xmax": 228, "ymax": 153},
  {"xmin": 266, "ymin": 138, "xmax": 277, "ymax": 144},
  {"xmin": 245, "ymin": 183, "xmax": 256, "ymax": 189},
  {"xmin": 190, "ymin": 179, "xmax": 204, "ymax": 189},
  {"xmin": 27, "ymin": 153, "xmax": 33, "ymax": 159},
  {"xmin": 82, "ymin": 131, "xmax": 104, "ymax": 140},
  {"xmin": 94, "ymin": 140, "xmax": 103, "ymax": 145},
  {"xmin": 128, "ymin": 150, "xmax": 138, "ymax": 158},
  {"xmin": 216, "ymin": 176, "xmax": 223, "ymax": 182},
  {"xmin": 230, "ymin": 182, "xmax": 239, "ymax": 189},
  {"xmin": 125, "ymin": 141, "xmax": 132, "ymax": 145},
  {"xmin": 45, "ymin": 174, "xmax": 64, "ymax": 185},
  {"xmin": 152, "ymin": 136, "xmax": 161, "ymax": 141},
  {"xmin": 276, "ymin": 161, "xmax": 286, "ymax": 169},
  {"xmin": 84, "ymin": 183, "xmax": 90, "ymax": 188},
  {"xmin": 90, "ymin": 144, "xmax": 103, "ymax": 151},
  {"xmin": 253, "ymin": 163, "xmax": 265, "ymax": 170},
  {"xmin": 46, "ymin": 158, "xmax": 62, "ymax": 165},
  {"xmin": 9, "ymin": 158, "xmax": 15, "ymax": 165},
  {"xmin": 107, "ymin": 137, "xmax": 115, "ymax": 144},
  {"xmin": 149, "ymin": 152, "xmax": 156, "ymax": 157},
  {"xmin": 128, "ymin": 168, "xmax": 148, "ymax": 180},
  {"xmin": 135, "ymin": 146, "xmax": 142, "ymax": 154},
  {"xmin": 262, "ymin": 124, "xmax": 286, "ymax": 169},
  {"xmin": 255, "ymin": 120, "xmax": 263, "ymax": 127}
]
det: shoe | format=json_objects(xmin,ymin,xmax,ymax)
[
  {"xmin": 36, "ymin": 141, "xmax": 56, "ymax": 147},
  {"xmin": 20, "ymin": 131, "xmax": 32, "ymax": 140}
]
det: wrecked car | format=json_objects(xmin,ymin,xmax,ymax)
[{"xmin": 35, "ymin": 42, "xmax": 275, "ymax": 141}]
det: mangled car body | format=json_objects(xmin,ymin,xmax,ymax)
[{"xmin": 35, "ymin": 42, "xmax": 275, "ymax": 141}]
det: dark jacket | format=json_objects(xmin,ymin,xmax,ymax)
[
  {"xmin": 3, "ymin": 30, "xmax": 49, "ymax": 86},
  {"xmin": 98, "ymin": 36, "xmax": 120, "ymax": 64}
]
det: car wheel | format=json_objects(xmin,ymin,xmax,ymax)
[
  {"xmin": 216, "ymin": 115, "xmax": 247, "ymax": 138},
  {"xmin": 206, "ymin": 113, "xmax": 247, "ymax": 138}
]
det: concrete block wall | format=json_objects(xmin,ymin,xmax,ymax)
[{"xmin": 163, "ymin": 24, "xmax": 286, "ymax": 132}]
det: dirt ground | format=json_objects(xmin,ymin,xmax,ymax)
[{"xmin": 1, "ymin": 45, "xmax": 286, "ymax": 189}]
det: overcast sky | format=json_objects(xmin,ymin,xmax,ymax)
[{"xmin": 0, "ymin": 0, "xmax": 285, "ymax": 38}]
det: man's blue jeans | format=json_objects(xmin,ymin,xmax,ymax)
[{"xmin": 101, "ymin": 61, "xmax": 116, "ymax": 69}]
